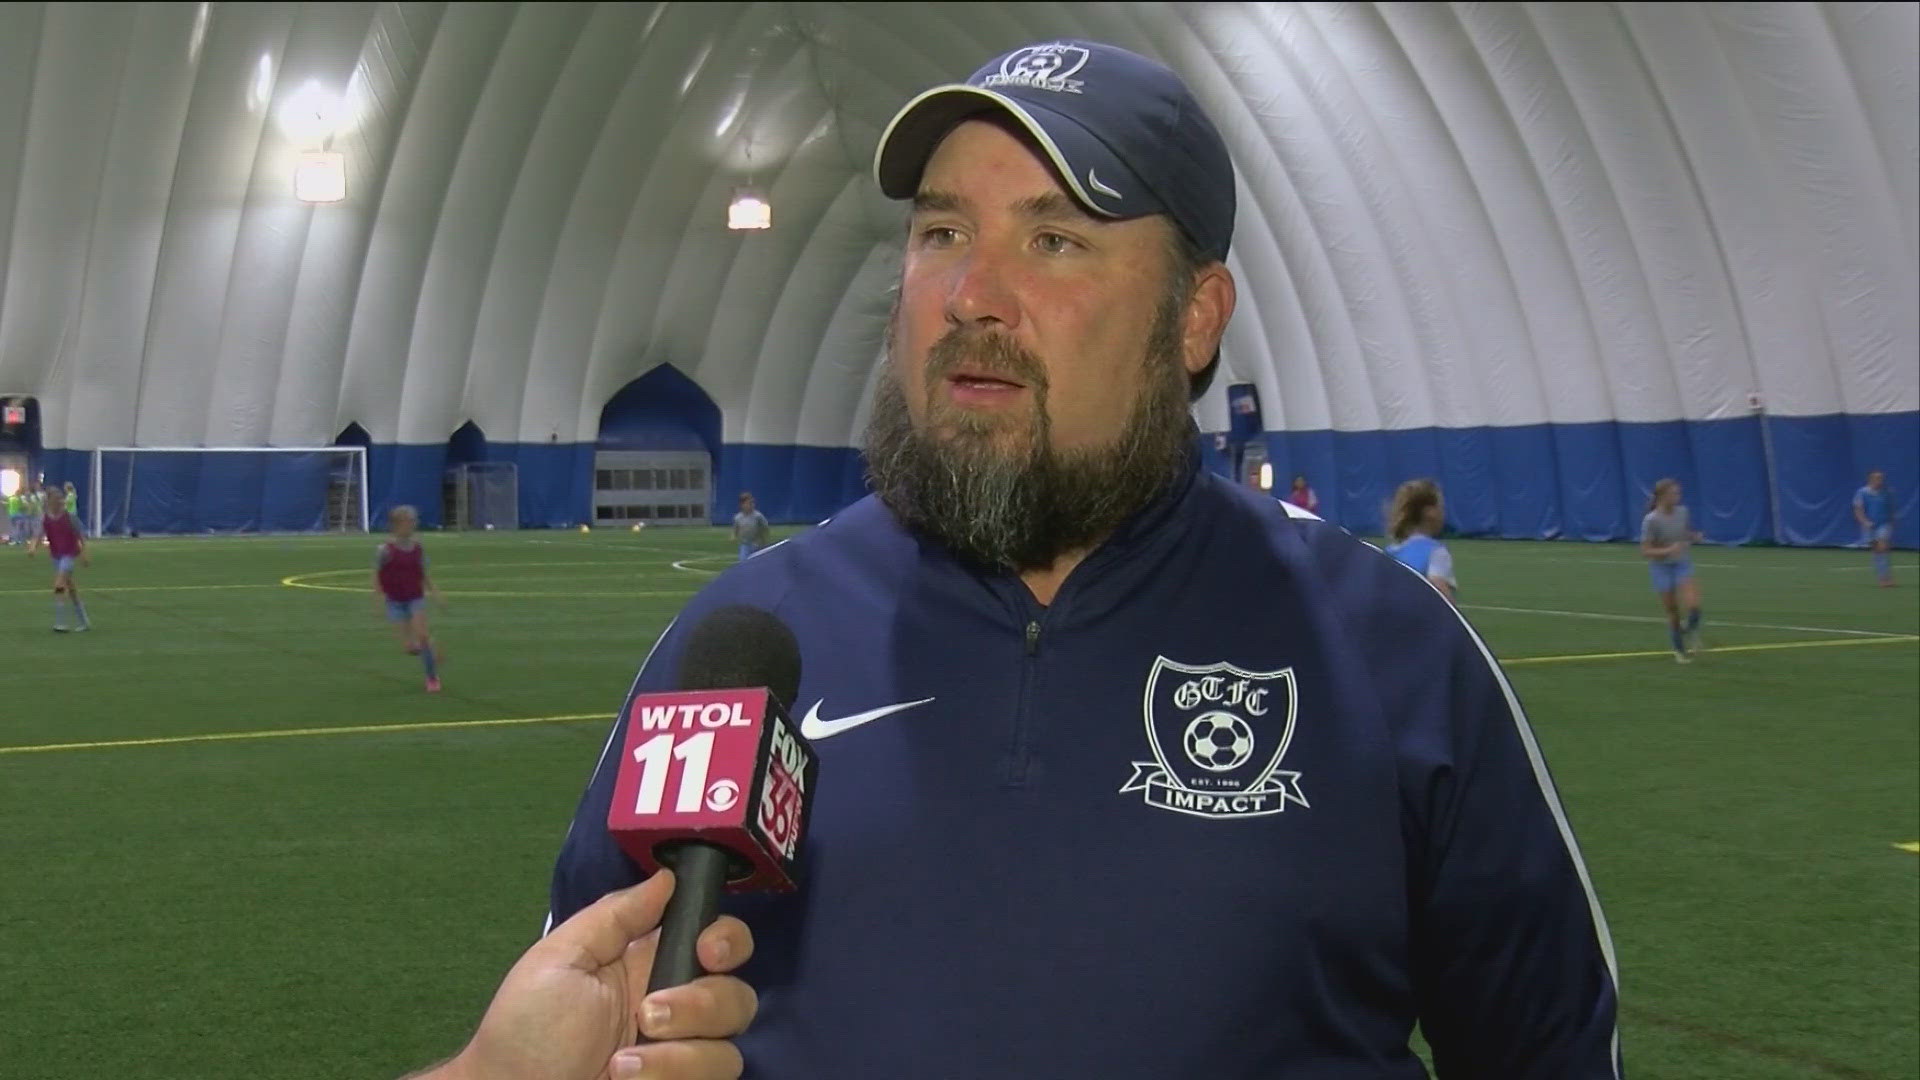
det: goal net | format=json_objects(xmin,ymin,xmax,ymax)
[
  {"xmin": 445, "ymin": 462, "xmax": 519, "ymax": 530},
  {"xmin": 88, "ymin": 447, "xmax": 369, "ymax": 537}
]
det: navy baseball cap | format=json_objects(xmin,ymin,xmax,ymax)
[{"xmin": 874, "ymin": 40, "xmax": 1237, "ymax": 264}]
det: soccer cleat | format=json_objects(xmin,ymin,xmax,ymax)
[
  {"xmin": 52, "ymin": 626, "xmax": 67, "ymax": 633},
  {"xmin": 425, "ymin": 677, "xmax": 442, "ymax": 693},
  {"xmin": 73, "ymin": 624, "xmax": 90, "ymax": 633},
  {"xmin": 1674, "ymin": 651, "xmax": 1691, "ymax": 664}
]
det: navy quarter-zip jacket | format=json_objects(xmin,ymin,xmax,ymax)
[{"xmin": 550, "ymin": 455, "xmax": 1622, "ymax": 1078}]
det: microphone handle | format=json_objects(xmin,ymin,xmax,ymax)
[{"xmin": 647, "ymin": 841, "xmax": 730, "ymax": 993}]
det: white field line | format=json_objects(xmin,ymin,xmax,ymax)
[{"xmin": 1462, "ymin": 603, "xmax": 1901, "ymax": 638}]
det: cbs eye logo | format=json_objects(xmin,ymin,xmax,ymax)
[{"xmin": 705, "ymin": 779, "xmax": 739, "ymax": 812}]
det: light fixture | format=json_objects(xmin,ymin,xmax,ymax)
[
  {"xmin": 1258, "ymin": 462, "xmax": 1274, "ymax": 492},
  {"xmin": 278, "ymin": 80, "xmax": 345, "ymax": 142},
  {"xmin": 294, "ymin": 151, "xmax": 346, "ymax": 203},
  {"xmin": 727, "ymin": 189, "xmax": 770, "ymax": 231}
]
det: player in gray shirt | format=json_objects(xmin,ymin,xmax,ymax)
[
  {"xmin": 733, "ymin": 491, "xmax": 771, "ymax": 560},
  {"xmin": 1641, "ymin": 478, "xmax": 1704, "ymax": 661}
]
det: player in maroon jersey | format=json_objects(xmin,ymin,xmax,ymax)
[
  {"xmin": 42, "ymin": 490, "xmax": 90, "ymax": 632},
  {"xmin": 372, "ymin": 505, "xmax": 443, "ymax": 691}
]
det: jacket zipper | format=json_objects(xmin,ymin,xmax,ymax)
[{"xmin": 1004, "ymin": 611, "xmax": 1044, "ymax": 786}]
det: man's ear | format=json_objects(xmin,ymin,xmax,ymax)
[{"xmin": 1182, "ymin": 263, "xmax": 1236, "ymax": 377}]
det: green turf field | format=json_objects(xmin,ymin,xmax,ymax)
[{"xmin": 2, "ymin": 528, "xmax": 1915, "ymax": 1078}]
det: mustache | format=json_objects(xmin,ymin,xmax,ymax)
[{"xmin": 925, "ymin": 328, "xmax": 1049, "ymax": 390}]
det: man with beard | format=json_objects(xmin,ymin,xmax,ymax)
[{"xmin": 547, "ymin": 40, "xmax": 1621, "ymax": 1079}]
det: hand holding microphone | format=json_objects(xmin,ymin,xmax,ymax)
[
  {"xmin": 416, "ymin": 871, "xmax": 756, "ymax": 1080},
  {"xmin": 407, "ymin": 605, "xmax": 816, "ymax": 1080},
  {"xmin": 606, "ymin": 604, "xmax": 818, "ymax": 993}
]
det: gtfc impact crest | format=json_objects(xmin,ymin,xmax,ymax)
[{"xmin": 1120, "ymin": 657, "xmax": 1310, "ymax": 819}]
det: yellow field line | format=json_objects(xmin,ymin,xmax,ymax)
[
  {"xmin": 1897, "ymin": 842, "xmax": 1920, "ymax": 854},
  {"xmin": 1505, "ymin": 634, "xmax": 1918, "ymax": 666},
  {"xmin": 0, "ymin": 583, "xmax": 278, "ymax": 596},
  {"xmin": 4, "ymin": 636, "xmax": 1913, "ymax": 758},
  {"xmin": 278, "ymin": 571, "xmax": 697, "ymax": 599},
  {"xmin": 280, "ymin": 565, "xmax": 703, "ymax": 597},
  {"xmin": 0, "ymin": 713, "xmax": 607, "ymax": 756}
]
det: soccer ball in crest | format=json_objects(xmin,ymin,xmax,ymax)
[{"xmin": 1183, "ymin": 711, "xmax": 1254, "ymax": 772}]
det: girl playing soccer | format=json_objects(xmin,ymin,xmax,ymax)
[
  {"xmin": 1853, "ymin": 469, "xmax": 1897, "ymax": 587},
  {"xmin": 1384, "ymin": 478, "xmax": 1457, "ymax": 602},
  {"xmin": 1642, "ymin": 478, "xmax": 1704, "ymax": 662},
  {"xmin": 1286, "ymin": 474, "xmax": 1319, "ymax": 515},
  {"xmin": 42, "ymin": 492, "xmax": 89, "ymax": 631},
  {"xmin": 372, "ymin": 505, "xmax": 443, "ymax": 692}
]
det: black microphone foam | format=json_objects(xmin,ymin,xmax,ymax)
[{"xmin": 674, "ymin": 603, "xmax": 802, "ymax": 707}]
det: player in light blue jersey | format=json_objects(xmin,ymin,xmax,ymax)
[
  {"xmin": 1853, "ymin": 469, "xmax": 1896, "ymax": 587},
  {"xmin": 1642, "ymin": 478, "xmax": 1704, "ymax": 662},
  {"xmin": 1384, "ymin": 478, "xmax": 1457, "ymax": 602}
]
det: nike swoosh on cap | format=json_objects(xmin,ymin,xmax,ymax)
[
  {"xmin": 1087, "ymin": 168, "xmax": 1122, "ymax": 199},
  {"xmin": 799, "ymin": 697, "xmax": 937, "ymax": 740}
]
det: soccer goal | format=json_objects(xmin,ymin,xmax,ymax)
[
  {"xmin": 88, "ymin": 446, "xmax": 369, "ymax": 538},
  {"xmin": 445, "ymin": 461, "xmax": 519, "ymax": 530}
]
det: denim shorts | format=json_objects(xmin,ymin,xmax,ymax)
[
  {"xmin": 386, "ymin": 598, "xmax": 426, "ymax": 622},
  {"xmin": 1648, "ymin": 559, "xmax": 1693, "ymax": 594}
]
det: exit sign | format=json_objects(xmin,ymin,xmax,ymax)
[{"xmin": 3, "ymin": 405, "xmax": 23, "ymax": 425}]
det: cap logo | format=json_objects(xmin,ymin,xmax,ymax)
[
  {"xmin": 981, "ymin": 43, "xmax": 1090, "ymax": 95},
  {"xmin": 1087, "ymin": 169, "xmax": 1122, "ymax": 199}
]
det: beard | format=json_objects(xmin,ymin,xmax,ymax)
[{"xmin": 862, "ymin": 294, "xmax": 1194, "ymax": 573}]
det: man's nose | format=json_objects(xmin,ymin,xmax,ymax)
[{"xmin": 944, "ymin": 246, "xmax": 1021, "ymax": 331}]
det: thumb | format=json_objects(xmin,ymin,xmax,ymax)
[{"xmin": 545, "ymin": 870, "xmax": 677, "ymax": 972}]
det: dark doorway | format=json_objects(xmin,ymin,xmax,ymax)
[{"xmin": 596, "ymin": 366, "xmax": 721, "ymax": 525}]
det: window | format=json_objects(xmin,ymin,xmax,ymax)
[
  {"xmin": 635, "ymin": 470, "xmax": 654, "ymax": 490},
  {"xmin": 595, "ymin": 470, "xmax": 612, "ymax": 490},
  {"xmin": 596, "ymin": 505, "xmax": 615, "ymax": 520},
  {"xmin": 669, "ymin": 469, "xmax": 688, "ymax": 490},
  {"xmin": 611, "ymin": 471, "xmax": 631, "ymax": 491}
]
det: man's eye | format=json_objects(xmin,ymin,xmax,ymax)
[
  {"xmin": 919, "ymin": 226, "xmax": 960, "ymax": 247},
  {"xmin": 1034, "ymin": 232, "xmax": 1078, "ymax": 255}
]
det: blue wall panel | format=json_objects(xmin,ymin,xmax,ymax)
[
  {"xmin": 1330, "ymin": 429, "xmax": 1393, "ymax": 534},
  {"xmin": 1490, "ymin": 424, "xmax": 1562, "ymax": 539},
  {"xmin": 38, "ymin": 411, "xmax": 1915, "ymax": 544},
  {"xmin": 599, "ymin": 366, "xmax": 722, "ymax": 458},
  {"xmin": 720, "ymin": 444, "xmax": 868, "ymax": 526},
  {"xmin": 1436, "ymin": 426, "xmax": 1499, "ymax": 537},
  {"xmin": 1257, "ymin": 429, "xmax": 1336, "ymax": 522},
  {"xmin": 1684, "ymin": 415, "xmax": 1769, "ymax": 545},
  {"xmin": 1846, "ymin": 413, "xmax": 1919, "ymax": 549},
  {"xmin": 381, "ymin": 444, "xmax": 447, "ymax": 529},
  {"xmin": 1770, "ymin": 412, "xmax": 1856, "ymax": 547},
  {"xmin": 1551, "ymin": 422, "xmax": 1630, "ymax": 542},
  {"xmin": 47, "ymin": 451, "xmax": 338, "ymax": 534},
  {"xmin": 506, "ymin": 442, "xmax": 596, "ymax": 530},
  {"xmin": 40, "ymin": 448, "xmax": 89, "ymax": 524}
]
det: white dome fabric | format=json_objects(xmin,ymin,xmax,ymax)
[{"xmin": 2, "ymin": 2, "xmax": 1913, "ymax": 542}]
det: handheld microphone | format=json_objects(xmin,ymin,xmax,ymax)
[{"xmin": 605, "ymin": 605, "xmax": 818, "ymax": 993}]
